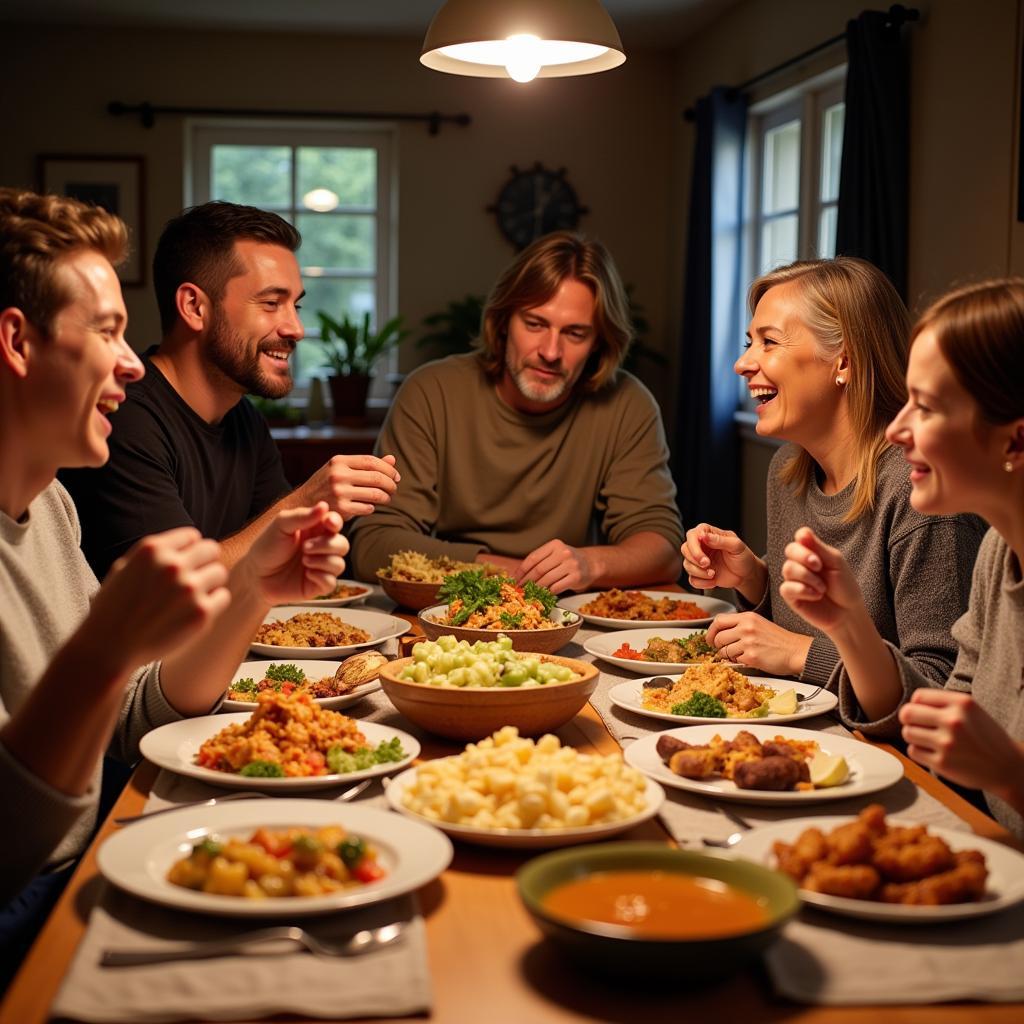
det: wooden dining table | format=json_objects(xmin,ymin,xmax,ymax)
[{"xmin": 2, "ymin": 606, "xmax": 1022, "ymax": 1024}]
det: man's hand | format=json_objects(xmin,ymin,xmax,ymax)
[
  {"xmin": 516, "ymin": 539, "xmax": 597, "ymax": 594},
  {"xmin": 779, "ymin": 527, "xmax": 867, "ymax": 634},
  {"xmin": 89, "ymin": 527, "xmax": 231, "ymax": 671},
  {"xmin": 681, "ymin": 523, "xmax": 765, "ymax": 601},
  {"xmin": 301, "ymin": 454, "xmax": 400, "ymax": 519},
  {"xmin": 900, "ymin": 689, "xmax": 1024, "ymax": 799},
  {"xmin": 706, "ymin": 611, "xmax": 812, "ymax": 678},
  {"xmin": 246, "ymin": 503, "xmax": 349, "ymax": 605}
]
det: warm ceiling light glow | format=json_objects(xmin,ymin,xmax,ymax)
[
  {"xmin": 302, "ymin": 188, "xmax": 339, "ymax": 212},
  {"xmin": 421, "ymin": 0, "xmax": 625, "ymax": 80}
]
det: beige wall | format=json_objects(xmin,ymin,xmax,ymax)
[
  {"xmin": 1, "ymin": 23, "xmax": 675, "ymax": 400},
  {"xmin": 667, "ymin": 0, "xmax": 1022, "ymax": 541}
]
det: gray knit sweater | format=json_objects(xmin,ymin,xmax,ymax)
[
  {"xmin": 0, "ymin": 482, "xmax": 182, "ymax": 901},
  {"xmin": 839, "ymin": 528, "xmax": 1024, "ymax": 837},
  {"xmin": 742, "ymin": 444, "xmax": 985, "ymax": 689}
]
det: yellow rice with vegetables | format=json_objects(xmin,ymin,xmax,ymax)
[{"xmin": 642, "ymin": 663, "xmax": 776, "ymax": 716}]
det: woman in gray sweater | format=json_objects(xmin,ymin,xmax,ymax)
[
  {"xmin": 681, "ymin": 258, "xmax": 983, "ymax": 689},
  {"xmin": 781, "ymin": 278, "xmax": 1024, "ymax": 836}
]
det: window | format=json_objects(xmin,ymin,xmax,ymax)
[
  {"xmin": 188, "ymin": 121, "xmax": 396, "ymax": 390},
  {"xmin": 745, "ymin": 70, "xmax": 846, "ymax": 287}
]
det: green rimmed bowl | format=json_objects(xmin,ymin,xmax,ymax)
[{"xmin": 517, "ymin": 841, "xmax": 798, "ymax": 981}]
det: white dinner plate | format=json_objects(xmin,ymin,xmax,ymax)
[
  {"xmin": 278, "ymin": 581, "xmax": 374, "ymax": 608},
  {"xmin": 624, "ymin": 723, "xmax": 903, "ymax": 804},
  {"xmin": 384, "ymin": 767, "xmax": 665, "ymax": 849},
  {"xmin": 140, "ymin": 714, "xmax": 419, "ymax": 791},
  {"xmin": 250, "ymin": 606, "xmax": 409, "ymax": 659},
  {"xmin": 734, "ymin": 815, "xmax": 1024, "ymax": 923},
  {"xmin": 583, "ymin": 627, "xmax": 752, "ymax": 676},
  {"xmin": 608, "ymin": 677, "xmax": 838, "ymax": 725},
  {"xmin": 221, "ymin": 660, "xmax": 381, "ymax": 713},
  {"xmin": 98, "ymin": 799, "xmax": 452, "ymax": 917},
  {"xmin": 558, "ymin": 591, "xmax": 735, "ymax": 629}
]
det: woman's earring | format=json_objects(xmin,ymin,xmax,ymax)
[
  {"xmin": 1005, "ymin": 460, "xmax": 1015, "ymax": 473},
  {"xmin": 835, "ymin": 376, "xmax": 845, "ymax": 386}
]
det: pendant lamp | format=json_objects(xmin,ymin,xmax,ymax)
[{"xmin": 420, "ymin": 0, "xmax": 626, "ymax": 83}]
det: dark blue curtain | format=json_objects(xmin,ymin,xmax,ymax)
[
  {"xmin": 836, "ymin": 9, "xmax": 910, "ymax": 297},
  {"xmin": 673, "ymin": 87, "xmax": 747, "ymax": 533}
]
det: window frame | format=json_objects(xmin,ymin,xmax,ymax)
[
  {"xmin": 737, "ymin": 67, "xmax": 846, "ymax": 411},
  {"xmin": 186, "ymin": 118, "xmax": 399, "ymax": 396}
]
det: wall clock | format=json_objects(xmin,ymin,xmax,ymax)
[{"xmin": 488, "ymin": 163, "xmax": 588, "ymax": 250}]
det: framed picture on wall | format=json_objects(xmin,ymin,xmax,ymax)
[{"xmin": 38, "ymin": 155, "xmax": 145, "ymax": 285}]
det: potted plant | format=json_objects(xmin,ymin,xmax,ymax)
[{"xmin": 314, "ymin": 310, "xmax": 409, "ymax": 422}]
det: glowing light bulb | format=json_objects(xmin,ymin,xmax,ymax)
[
  {"xmin": 302, "ymin": 188, "xmax": 339, "ymax": 212},
  {"xmin": 505, "ymin": 34, "xmax": 542, "ymax": 83}
]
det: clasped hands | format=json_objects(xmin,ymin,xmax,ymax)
[{"xmin": 94, "ymin": 503, "xmax": 348, "ymax": 670}]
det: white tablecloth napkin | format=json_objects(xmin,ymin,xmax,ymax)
[{"xmin": 51, "ymin": 889, "xmax": 430, "ymax": 1023}]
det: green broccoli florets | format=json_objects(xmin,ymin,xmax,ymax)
[
  {"xmin": 239, "ymin": 759, "xmax": 286, "ymax": 777},
  {"xmin": 265, "ymin": 663, "xmax": 305, "ymax": 683},
  {"xmin": 671, "ymin": 691, "xmax": 727, "ymax": 718}
]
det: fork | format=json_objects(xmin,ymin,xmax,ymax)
[
  {"xmin": 113, "ymin": 778, "xmax": 372, "ymax": 825},
  {"xmin": 701, "ymin": 806, "xmax": 753, "ymax": 849},
  {"xmin": 100, "ymin": 922, "xmax": 406, "ymax": 966}
]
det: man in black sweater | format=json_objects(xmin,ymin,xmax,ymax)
[{"xmin": 62, "ymin": 202, "xmax": 400, "ymax": 577}]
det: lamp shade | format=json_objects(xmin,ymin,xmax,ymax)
[{"xmin": 421, "ymin": 0, "xmax": 626, "ymax": 80}]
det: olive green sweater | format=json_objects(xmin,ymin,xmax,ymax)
[{"xmin": 350, "ymin": 354, "xmax": 683, "ymax": 579}]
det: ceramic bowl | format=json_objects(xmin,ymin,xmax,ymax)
[{"xmin": 517, "ymin": 842, "xmax": 798, "ymax": 981}]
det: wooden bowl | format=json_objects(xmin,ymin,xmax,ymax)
[
  {"xmin": 377, "ymin": 655, "xmax": 598, "ymax": 740},
  {"xmin": 417, "ymin": 604, "xmax": 582, "ymax": 655},
  {"xmin": 375, "ymin": 573, "xmax": 443, "ymax": 611}
]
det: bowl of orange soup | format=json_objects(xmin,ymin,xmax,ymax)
[{"xmin": 517, "ymin": 842, "xmax": 798, "ymax": 980}]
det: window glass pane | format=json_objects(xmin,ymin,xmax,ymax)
[
  {"xmin": 762, "ymin": 119, "xmax": 800, "ymax": 214},
  {"xmin": 821, "ymin": 103, "xmax": 845, "ymax": 202},
  {"xmin": 760, "ymin": 214, "xmax": 799, "ymax": 274},
  {"xmin": 211, "ymin": 145, "xmax": 291, "ymax": 207},
  {"xmin": 818, "ymin": 204, "xmax": 838, "ymax": 258},
  {"xmin": 299, "ymin": 275, "xmax": 375, "ymax": 335},
  {"xmin": 297, "ymin": 147, "xmax": 376, "ymax": 208},
  {"xmin": 297, "ymin": 214, "xmax": 375, "ymax": 272}
]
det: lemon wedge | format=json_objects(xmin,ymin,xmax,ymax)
[
  {"xmin": 809, "ymin": 752, "xmax": 849, "ymax": 788},
  {"xmin": 766, "ymin": 688, "xmax": 798, "ymax": 716}
]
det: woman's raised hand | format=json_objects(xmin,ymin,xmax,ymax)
[
  {"xmin": 681, "ymin": 523, "xmax": 762, "ymax": 595},
  {"xmin": 779, "ymin": 526, "xmax": 865, "ymax": 633},
  {"xmin": 90, "ymin": 527, "xmax": 231, "ymax": 670}
]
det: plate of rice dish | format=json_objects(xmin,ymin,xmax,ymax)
[
  {"xmin": 609, "ymin": 668, "xmax": 837, "ymax": 724},
  {"xmin": 282, "ymin": 580, "xmax": 372, "ymax": 608},
  {"xmin": 139, "ymin": 690, "xmax": 419, "ymax": 790},
  {"xmin": 583, "ymin": 627, "xmax": 751, "ymax": 675},
  {"xmin": 376, "ymin": 552, "xmax": 501, "ymax": 610},
  {"xmin": 558, "ymin": 589, "xmax": 735, "ymax": 629},
  {"xmin": 250, "ymin": 606, "xmax": 409, "ymax": 658},
  {"xmin": 222, "ymin": 658, "xmax": 383, "ymax": 712}
]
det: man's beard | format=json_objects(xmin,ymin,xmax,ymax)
[
  {"xmin": 505, "ymin": 348, "xmax": 570, "ymax": 404},
  {"xmin": 205, "ymin": 305, "xmax": 293, "ymax": 399}
]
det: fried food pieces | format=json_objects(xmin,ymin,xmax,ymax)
[
  {"xmin": 656, "ymin": 730, "xmax": 817, "ymax": 791},
  {"xmin": 773, "ymin": 804, "xmax": 988, "ymax": 905}
]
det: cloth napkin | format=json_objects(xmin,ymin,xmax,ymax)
[
  {"xmin": 50, "ymin": 887, "xmax": 431, "ymax": 1023},
  {"xmin": 767, "ymin": 904, "xmax": 1024, "ymax": 1004}
]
